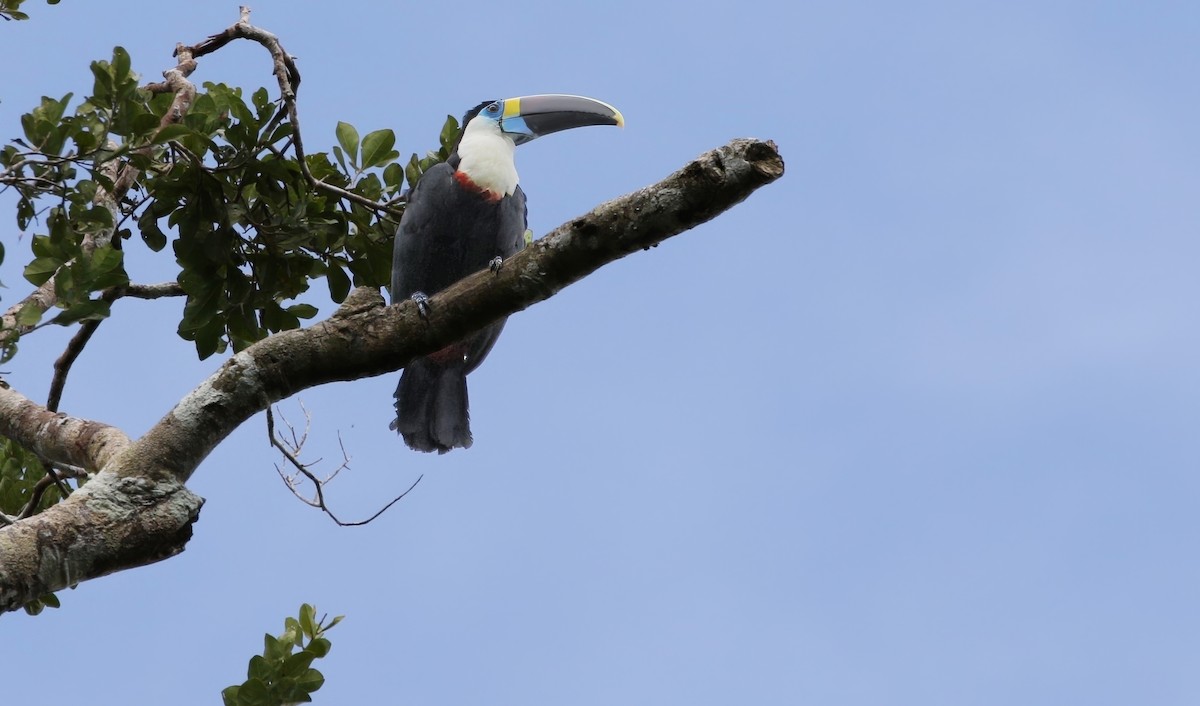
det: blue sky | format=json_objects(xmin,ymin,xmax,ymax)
[{"xmin": 2, "ymin": 1, "xmax": 1199, "ymax": 704}]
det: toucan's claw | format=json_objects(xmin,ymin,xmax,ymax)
[
  {"xmin": 488, "ymin": 256, "xmax": 504, "ymax": 274},
  {"xmin": 411, "ymin": 291, "xmax": 431, "ymax": 320}
]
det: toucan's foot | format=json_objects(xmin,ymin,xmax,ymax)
[
  {"xmin": 410, "ymin": 291, "xmax": 431, "ymax": 320},
  {"xmin": 488, "ymin": 256, "xmax": 504, "ymax": 274}
]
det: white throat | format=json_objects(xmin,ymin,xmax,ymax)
[{"xmin": 456, "ymin": 116, "xmax": 519, "ymax": 196}]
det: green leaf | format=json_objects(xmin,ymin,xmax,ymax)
[
  {"xmin": 299, "ymin": 603, "xmax": 317, "ymax": 638},
  {"xmin": 220, "ymin": 686, "xmax": 240, "ymax": 706},
  {"xmin": 405, "ymin": 154, "xmax": 421, "ymax": 190},
  {"xmin": 247, "ymin": 655, "xmax": 271, "ymax": 682},
  {"xmin": 331, "ymin": 145, "xmax": 348, "ymax": 174},
  {"xmin": 383, "ymin": 162, "xmax": 404, "ymax": 194},
  {"xmin": 112, "ymin": 46, "xmax": 132, "ymax": 86},
  {"xmin": 251, "ymin": 86, "xmax": 271, "ymax": 114},
  {"xmin": 139, "ymin": 211, "xmax": 168, "ymax": 252},
  {"xmin": 439, "ymin": 114, "xmax": 460, "ymax": 153},
  {"xmin": 48, "ymin": 300, "xmax": 111, "ymax": 326},
  {"xmin": 335, "ymin": 122, "xmax": 359, "ymax": 168},
  {"xmin": 306, "ymin": 637, "xmax": 331, "ymax": 659},
  {"xmin": 283, "ymin": 617, "xmax": 302, "ymax": 643},
  {"xmin": 15, "ymin": 302, "xmax": 43, "ymax": 328},
  {"xmin": 263, "ymin": 634, "xmax": 289, "ymax": 662},
  {"xmin": 152, "ymin": 123, "xmax": 194, "ymax": 144},
  {"xmin": 89, "ymin": 61, "xmax": 113, "ymax": 104},
  {"xmin": 360, "ymin": 129, "xmax": 398, "ymax": 169},
  {"xmin": 21, "ymin": 593, "xmax": 60, "ymax": 617},
  {"xmin": 89, "ymin": 245, "xmax": 124, "ymax": 274},
  {"xmin": 234, "ymin": 678, "xmax": 269, "ymax": 706},
  {"xmin": 40, "ymin": 93, "xmax": 72, "ymax": 126},
  {"xmin": 294, "ymin": 668, "xmax": 325, "ymax": 695},
  {"xmin": 325, "ymin": 262, "xmax": 350, "ymax": 302},
  {"xmin": 281, "ymin": 652, "xmax": 316, "ymax": 678},
  {"xmin": 23, "ymin": 257, "xmax": 61, "ymax": 286}
]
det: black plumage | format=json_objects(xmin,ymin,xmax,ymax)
[
  {"xmin": 389, "ymin": 131, "xmax": 527, "ymax": 453},
  {"xmin": 389, "ymin": 95, "xmax": 622, "ymax": 453}
]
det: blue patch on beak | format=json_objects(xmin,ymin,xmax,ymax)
[{"xmin": 500, "ymin": 116, "xmax": 534, "ymax": 144}]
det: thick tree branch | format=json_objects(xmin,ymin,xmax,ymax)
[
  {"xmin": 0, "ymin": 384, "xmax": 130, "ymax": 473},
  {"xmin": 0, "ymin": 137, "xmax": 782, "ymax": 612},
  {"xmin": 0, "ymin": 472, "xmax": 202, "ymax": 613},
  {"xmin": 120, "ymin": 281, "xmax": 186, "ymax": 299},
  {"xmin": 125, "ymin": 138, "xmax": 783, "ymax": 484}
]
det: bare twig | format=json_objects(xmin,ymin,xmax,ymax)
[
  {"xmin": 18, "ymin": 463, "xmax": 87, "ymax": 520},
  {"xmin": 47, "ymin": 319, "xmax": 101, "ymax": 413},
  {"xmin": 41, "ymin": 281, "xmax": 183, "ymax": 410},
  {"xmin": 266, "ymin": 406, "xmax": 421, "ymax": 526},
  {"xmin": 20, "ymin": 475, "xmax": 66, "ymax": 518}
]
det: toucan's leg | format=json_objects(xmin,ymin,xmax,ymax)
[{"xmin": 411, "ymin": 291, "xmax": 431, "ymax": 319}]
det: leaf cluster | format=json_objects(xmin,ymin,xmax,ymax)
[
  {"xmin": 1, "ymin": 45, "xmax": 460, "ymax": 359},
  {"xmin": 0, "ymin": 0, "xmax": 59, "ymax": 22},
  {"xmin": 0, "ymin": 48, "xmax": 145, "ymax": 358},
  {"xmin": 0, "ymin": 438, "xmax": 52, "ymax": 516},
  {"xmin": 222, "ymin": 604, "xmax": 343, "ymax": 706}
]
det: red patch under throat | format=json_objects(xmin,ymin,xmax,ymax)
[{"xmin": 454, "ymin": 170, "xmax": 504, "ymax": 203}]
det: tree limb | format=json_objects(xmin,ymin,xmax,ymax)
[
  {"xmin": 0, "ymin": 384, "xmax": 130, "ymax": 473},
  {"xmin": 119, "ymin": 281, "xmax": 186, "ymax": 299},
  {"xmin": 0, "ymin": 137, "xmax": 783, "ymax": 612},
  {"xmin": 0, "ymin": 472, "xmax": 202, "ymax": 613},
  {"xmin": 123, "ymin": 137, "xmax": 783, "ymax": 482}
]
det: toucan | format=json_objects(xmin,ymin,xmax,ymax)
[{"xmin": 390, "ymin": 94, "xmax": 624, "ymax": 453}]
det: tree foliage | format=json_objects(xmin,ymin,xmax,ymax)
[
  {"xmin": 0, "ymin": 0, "xmax": 59, "ymax": 22},
  {"xmin": 222, "ymin": 604, "xmax": 343, "ymax": 706},
  {"xmin": 1, "ymin": 45, "xmax": 456, "ymax": 361}
]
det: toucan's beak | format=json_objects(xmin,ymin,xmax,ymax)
[{"xmin": 500, "ymin": 94, "xmax": 624, "ymax": 145}]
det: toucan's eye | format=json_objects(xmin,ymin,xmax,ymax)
[{"xmin": 486, "ymin": 102, "xmax": 500, "ymax": 114}]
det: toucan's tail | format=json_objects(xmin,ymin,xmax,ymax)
[{"xmin": 390, "ymin": 357, "xmax": 472, "ymax": 453}]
